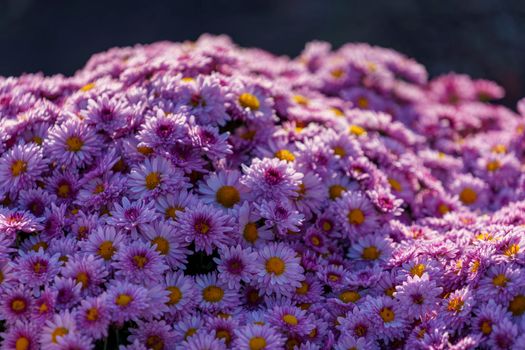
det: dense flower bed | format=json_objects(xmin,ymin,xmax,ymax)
[{"xmin": 1, "ymin": 34, "xmax": 525, "ymax": 349}]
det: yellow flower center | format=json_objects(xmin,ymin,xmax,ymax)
[
  {"xmin": 459, "ymin": 187, "xmax": 477, "ymax": 205},
  {"xmin": 486, "ymin": 160, "xmax": 501, "ymax": 172},
  {"xmin": 388, "ymin": 178, "xmax": 402, "ymax": 192},
  {"xmin": 137, "ymin": 146, "xmax": 153, "ymax": 155},
  {"xmin": 166, "ymin": 286, "xmax": 182, "ymax": 305},
  {"xmin": 331, "ymin": 107, "xmax": 344, "ymax": 117},
  {"xmin": 282, "ymin": 314, "xmax": 298, "ymax": 326},
  {"xmin": 357, "ymin": 97, "xmax": 369, "ymax": 109},
  {"xmin": 86, "ymin": 307, "xmax": 99, "ymax": 321},
  {"xmin": 481, "ymin": 320, "xmax": 492, "ymax": 335},
  {"xmin": 90, "ymin": 183, "xmax": 104, "ymax": 195},
  {"xmin": 274, "ymin": 149, "xmax": 295, "ymax": 162},
  {"xmin": 39, "ymin": 302, "xmax": 49, "ymax": 314},
  {"xmin": 145, "ymin": 172, "xmax": 160, "ymax": 190},
  {"xmin": 133, "ymin": 255, "xmax": 148, "ymax": 268},
  {"xmin": 202, "ymin": 285, "xmax": 224, "ymax": 303},
  {"xmin": 330, "ymin": 68, "xmax": 344, "ymax": 78},
  {"xmin": 447, "ymin": 297, "xmax": 464, "ymax": 313},
  {"xmin": 361, "ymin": 246, "xmax": 380, "ymax": 260},
  {"xmin": 51, "ymin": 327, "xmax": 68, "ymax": 343},
  {"xmin": 216, "ymin": 185, "xmax": 240, "ymax": 208},
  {"xmin": 293, "ymin": 95, "xmax": 309, "ymax": 106},
  {"xmin": 33, "ymin": 262, "xmax": 44, "ymax": 273},
  {"xmin": 348, "ymin": 208, "xmax": 365, "ymax": 225},
  {"xmin": 296, "ymin": 282, "xmax": 309, "ymax": 295},
  {"xmin": 349, "ymin": 125, "xmax": 366, "ymax": 136},
  {"xmin": 32, "ymin": 136, "xmax": 43, "ymax": 145},
  {"xmin": 184, "ymin": 328, "xmax": 197, "ymax": 340},
  {"xmin": 492, "ymin": 144, "xmax": 507, "ymax": 154},
  {"xmin": 146, "ymin": 335, "xmax": 164, "ymax": 350},
  {"xmin": 66, "ymin": 136, "xmax": 84, "ymax": 152},
  {"xmin": 329, "ymin": 185, "xmax": 346, "ymax": 200},
  {"xmin": 332, "ymin": 146, "xmax": 346, "ymax": 157},
  {"xmin": 57, "ymin": 183, "xmax": 71, "ymax": 198},
  {"xmin": 321, "ymin": 221, "xmax": 332, "ymax": 232},
  {"xmin": 265, "ymin": 257, "xmax": 285, "ymax": 276},
  {"xmin": 380, "ymin": 307, "xmax": 395, "ymax": 323},
  {"xmin": 11, "ymin": 160, "xmax": 27, "ymax": 177},
  {"xmin": 165, "ymin": 206, "xmax": 183, "ymax": 220},
  {"xmin": 80, "ymin": 82, "xmax": 95, "ymax": 91},
  {"xmin": 152, "ymin": 236, "xmax": 170, "ymax": 255},
  {"xmin": 243, "ymin": 223, "xmax": 259, "ymax": 243},
  {"xmin": 509, "ymin": 294, "xmax": 525, "ymax": 316},
  {"xmin": 249, "ymin": 337, "xmax": 267, "ymax": 350},
  {"xmin": 239, "ymin": 93, "xmax": 260, "ymax": 111},
  {"xmin": 98, "ymin": 241, "xmax": 115, "ymax": 260},
  {"xmin": 31, "ymin": 241, "xmax": 48, "ymax": 252},
  {"xmin": 385, "ymin": 286, "xmax": 396, "ymax": 297},
  {"xmin": 76, "ymin": 272, "xmax": 89, "ymax": 289},
  {"xmin": 216, "ymin": 329, "xmax": 232, "ymax": 345},
  {"xmin": 11, "ymin": 299, "xmax": 26, "ymax": 312},
  {"xmin": 504, "ymin": 244, "xmax": 519, "ymax": 257},
  {"xmin": 195, "ymin": 221, "xmax": 210, "ymax": 234},
  {"xmin": 493, "ymin": 274, "xmax": 508, "ymax": 287},
  {"xmin": 410, "ymin": 264, "xmax": 426, "ymax": 277},
  {"xmin": 15, "ymin": 336, "xmax": 30, "ymax": 350},
  {"xmin": 115, "ymin": 294, "xmax": 133, "ymax": 307},
  {"xmin": 310, "ymin": 235, "xmax": 321, "ymax": 246},
  {"xmin": 339, "ymin": 290, "xmax": 360, "ymax": 303},
  {"xmin": 437, "ymin": 203, "xmax": 450, "ymax": 215}
]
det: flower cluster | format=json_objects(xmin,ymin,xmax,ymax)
[{"xmin": 1, "ymin": 34, "xmax": 525, "ymax": 350}]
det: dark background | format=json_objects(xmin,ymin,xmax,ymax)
[{"xmin": 1, "ymin": 0, "xmax": 524, "ymax": 105}]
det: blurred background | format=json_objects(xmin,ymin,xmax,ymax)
[{"xmin": 1, "ymin": 0, "xmax": 524, "ymax": 105}]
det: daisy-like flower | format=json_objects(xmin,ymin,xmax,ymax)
[
  {"xmin": 176, "ymin": 330, "xmax": 227, "ymax": 350},
  {"xmin": 293, "ymin": 171, "xmax": 326, "ymax": 219},
  {"xmin": 128, "ymin": 156, "xmax": 186, "ymax": 199},
  {"xmin": 195, "ymin": 272, "xmax": 239, "ymax": 312},
  {"xmin": 31, "ymin": 288, "xmax": 56, "ymax": 323},
  {"xmin": 394, "ymin": 273, "xmax": 443, "ymax": 320},
  {"xmin": 175, "ymin": 74, "xmax": 230, "ymax": 126},
  {"xmin": 362, "ymin": 295, "xmax": 407, "ymax": 342},
  {"xmin": 140, "ymin": 220, "xmax": 190, "ymax": 268},
  {"xmin": 45, "ymin": 117, "xmax": 100, "ymax": 168},
  {"xmin": 107, "ymin": 197, "xmax": 158, "ymax": 232},
  {"xmin": 128, "ymin": 319, "xmax": 177, "ymax": 350},
  {"xmin": 162, "ymin": 271, "xmax": 198, "ymax": 316},
  {"xmin": 53, "ymin": 277, "xmax": 82, "ymax": 311},
  {"xmin": 39, "ymin": 311, "xmax": 77, "ymax": 350},
  {"xmin": 113, "ymin": 241, "xmax": 168, "ymax": 285},
  {"xmin": 255, "ymin": 199, "xmax": 304, "ymax": 236},
  {"xmin": 471, "ymin": 299, "xmax": 508, "ymax": 338},
  {"xmin": 173, "ymin": 315, "xmax": 204, "ymax": 342},
  {"xmin": 233, "ymin": 323, "xmax": 285, "ymax": 350},
  {"xmin": 154, "ymin": 190, "xmax": 199, "ymax": 221},
  {"xmin": 0, "ymin": 143, "xmax": 47, "ymax": 194},
  {"xmin": 347, "ymin": 234, "xmax": 393, "ymax": 265},
  {"xmin": 235, "ymin": 201, "xmax": 273, "ymax": 248},
  {"xmin": 0, "ymin": 209, "xmax": 44, "ymax": 243},
  {"xmin": 0, "ymin": 320, "xmax": 40, "ymax": 350},
  {"xmin": 214, "ymin": 245, "xmax": 258, "ymax": 289},
  {"xmin": 253, "ymin": 242, "xmax": 304, "ymax": 297},
  {"xmin": 18, "ymin": 187, "xmax": 57, "ymax": 217},
  {"xmin": 439, "ymin": 286, "xmax": 474, "ymax": 330},
  {"xmin": 79, "ymin": 225, "xmax": 127, "ymax": 262},
  {"xmin": 332, "ymin": 191, "xmax": 379, "ymax": 239},
  {"xmin": 241, "ymin": 158, "xmax": 303, "ymax": 201},
  {"xmin": 177, "ymin": 202, "xmax": 233, "ymax": 254},
  {"xmin": 188, "ymin": 122, "xmax": 232, "ymax": 160},
  {"xmin": 231, "ymin": 81, "xmax": 275, "ymax": 122},
  {"xmin": 1, "ymin": 287, "xmax": 33, "ymax": 324},
  {"xmin": 106, "ymin": 280, "xmax": 150, "ymax": 324},
  {"xmin": 14, "ymin": 248, "xmax": 61, "ymax": 288},
  {"xmin": 61, "ymin": 254, "xmax": 108, "ymax": 295},
  {"xmin": 75, "ymin": 296, "xmax": 111, "ymax": 340},
  {"xmin": 267, "ymin": 304, "xmax": 316, "ymax": 337},
  {"xmin": 198, "ymin": 170, "xmax": 246, "ymax": 209},
  {"xmin": 137, "ymin": 109, "xmax": 188, "ymax": 149},
  {"xmin": 476, "ymin": 263, "xmax": 522, "ymax": 304}
]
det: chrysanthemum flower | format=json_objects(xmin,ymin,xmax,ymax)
[
  {"xmin": 128, "ymin": 156, "xmax": 186, "ymax": 199},
  {"xmin": 0, "ymin": 143, "xmax": 47, "ymax": 194},
  {"xmin": 75, "ymin": 296, "xmax": 111, "ymax": 340},
  {"xmin": 137, "ymin": 109, "xmax": 188, "ymax": 149},
  {"xmin": 108, "ymin": 197, "xmax": 157, "ymax": 232},
  {"xmin": 14, "ymin": 248, "xmax": 61, "ymax": 288},
  {"xmin": 0, "ymin": 320, "xmax": 40, "ymax": 350},
  {"xmin": 332, "ymin": 191, "xmax": 379, "ymax": 239},
  {"xmin": 45, "ymin": 117, "xmax": 100, "ymax": 168},
  {"xmin": 241, "ymin": 158, "xmax": 303, "ymax": 201},
  {"xmin": 198, "ymin": 170, "xmax": 246, "ymax": 209},
  {"xmin": 61, "ymin": 254, "xmax": 108, "ymax": 295},
  {"xmin": 39, "ymin": 311, "xmax": 77, "ymax": 350},
  {"xmin": 1, "ymin": 287, "xmax": 33, "ymax": 324},
  {"xmin": 106, "ymin": 280, "xmax": 150, "ymax": 324},
  {"xmin": 128, "ymin": 319, "xmax": 177, "ymax": 350},
  {"xmin": 195, "ymin": 272, "xmax": 239, "ymax": 312},
  {"xmin": 140, "ymin": 220, "xmax": 190, "ymax": 268},
  {"xmin": 177, "ymin": 202, "xmax": 233, "ymax": 254},
  {"xmin": 394, "ymin": 273, "xmax": 443, "ymax": 320},
  {"xmin": 79, "ymin": 225, "xmax": 127, "ymax": 262},
  {"xmin": 214, "ymin": 245, "xmax": 257, "ymax": 289},
  {"xmin": 113, "ymin": 241, "xmax": 168, "ymax": 284},
  {"xmin": 162, "ymin": 271, "xmax": 198, "ymax": 316},
  {"xmin": 233, "ymin": 323, "xmax": 285, "ymax": 350},
  {"xmin": 254, "ymin": 243, "xmax": 304, "ymax": 297}
]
